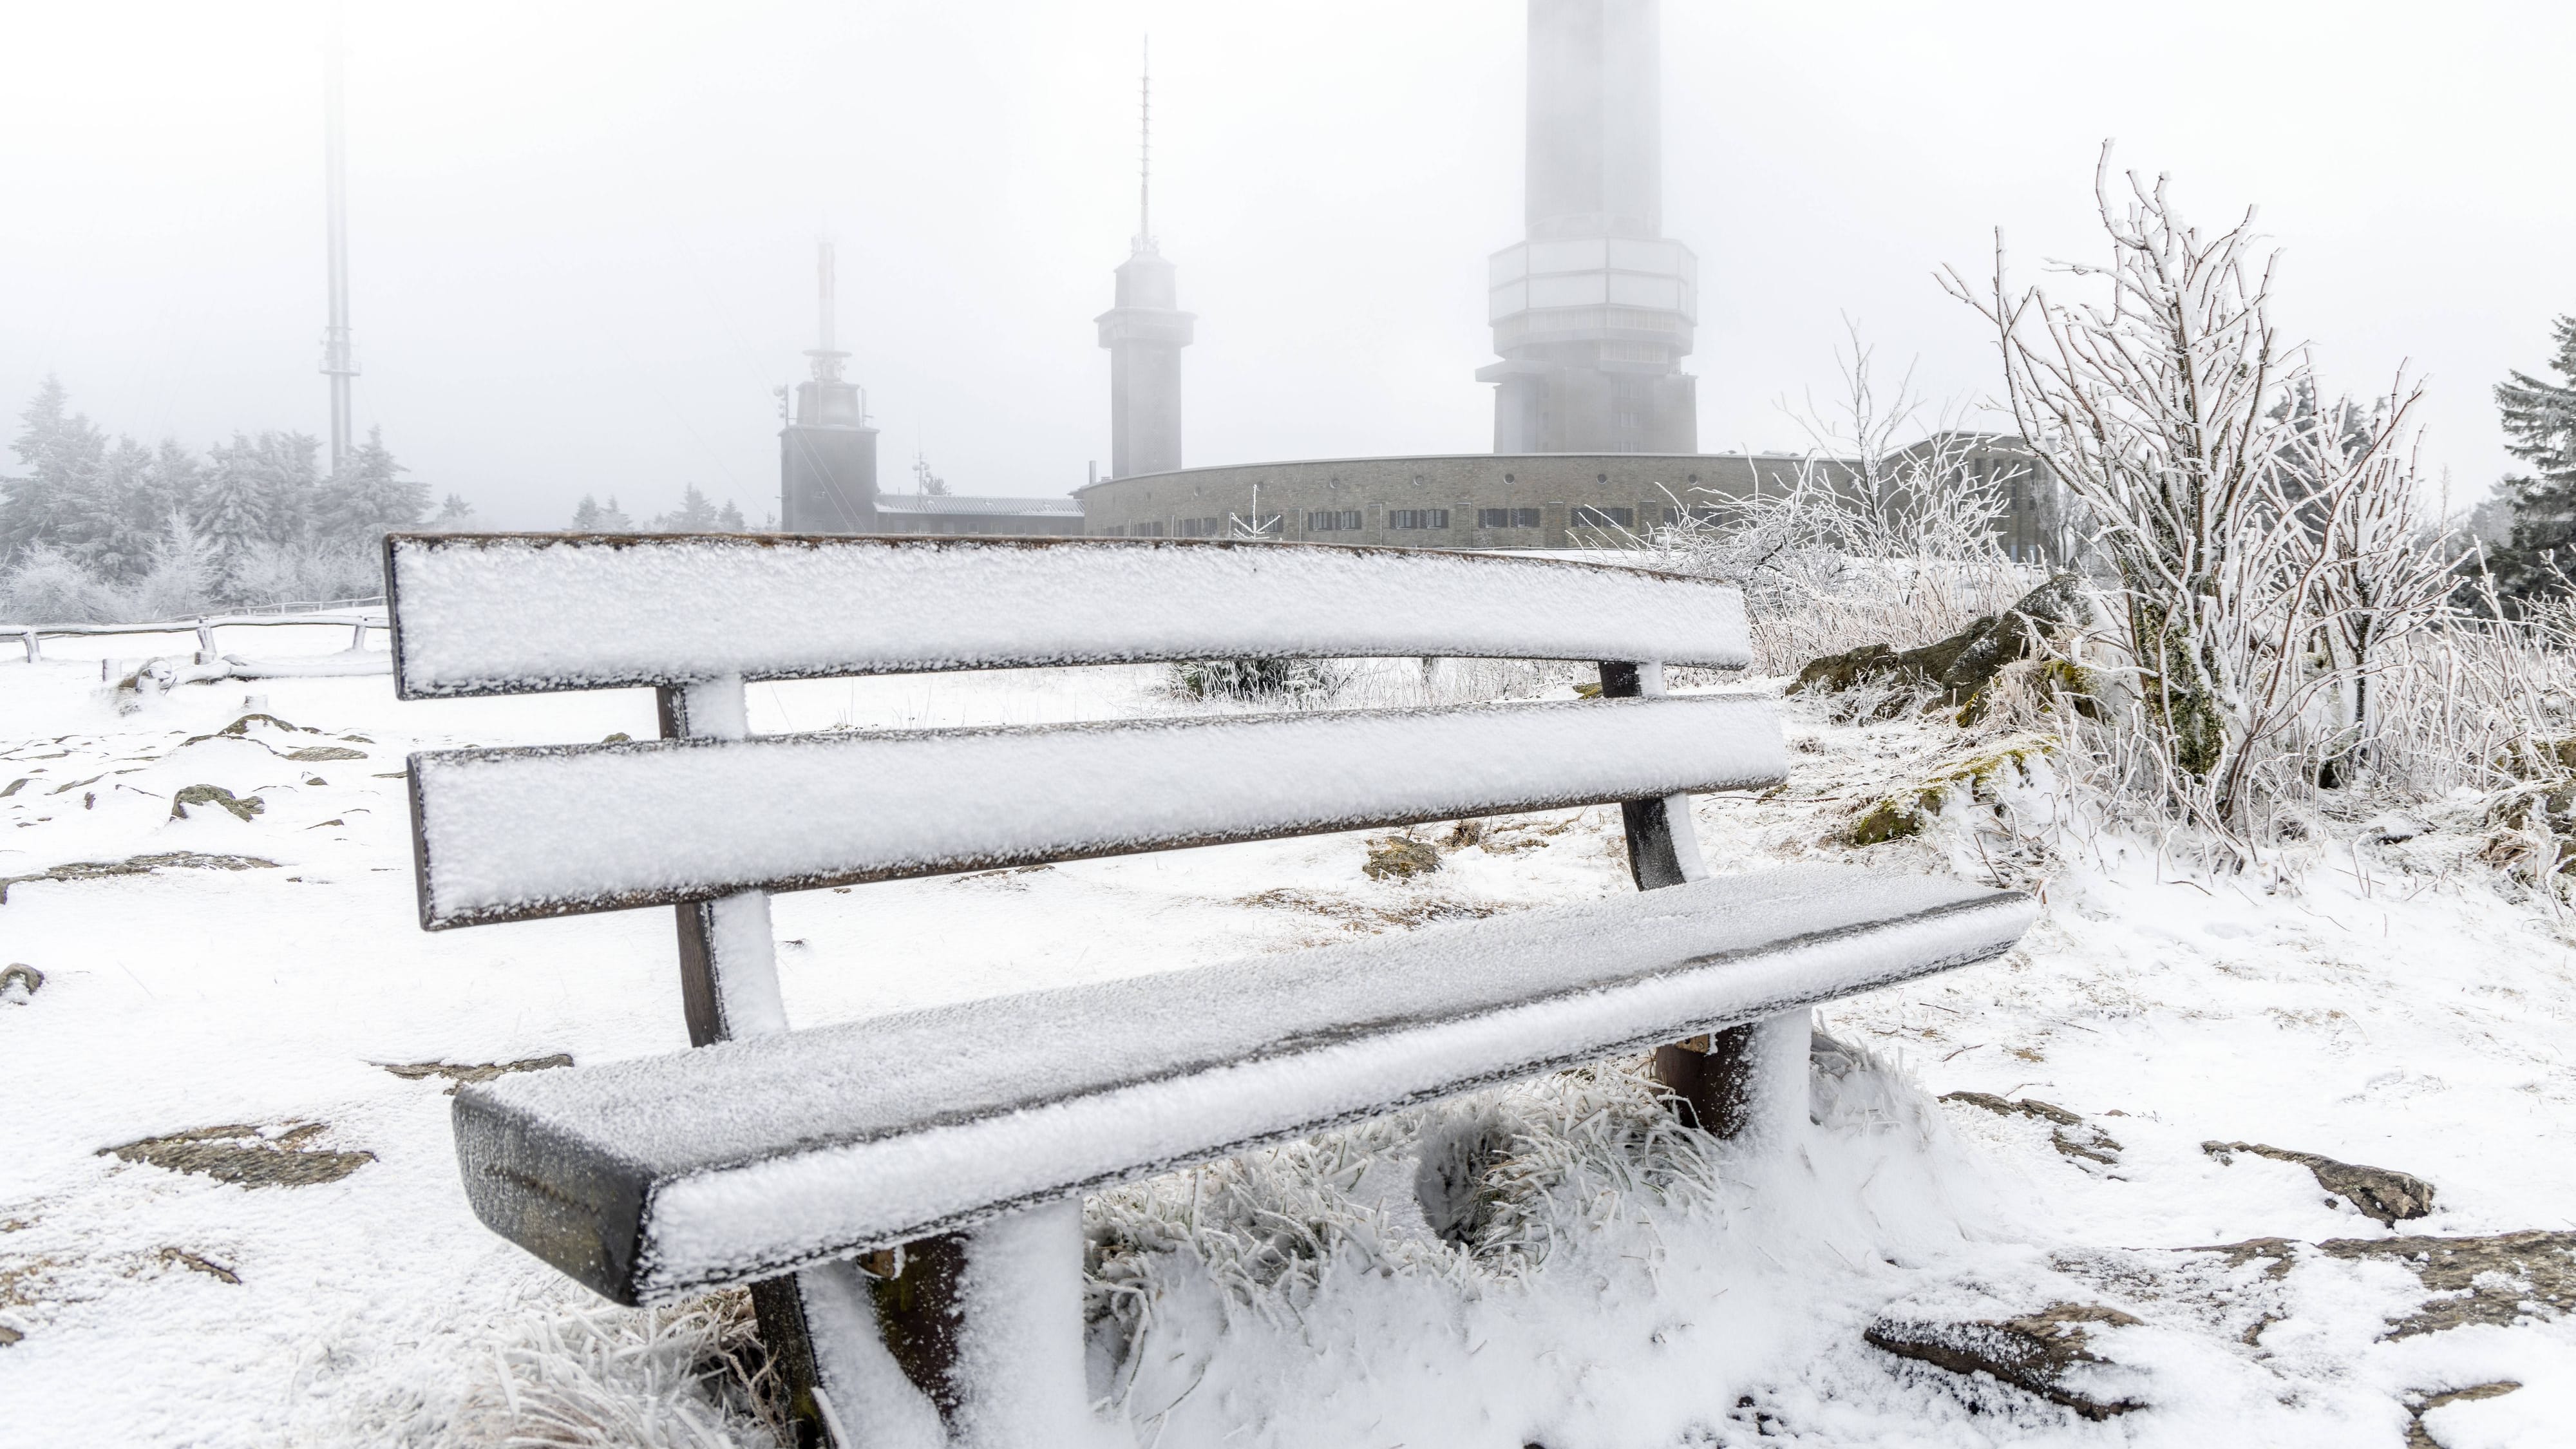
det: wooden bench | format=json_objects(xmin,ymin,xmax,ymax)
[{"xmin": 386, "ymin": 532, "xmax": 2035, "ymax": 1448}]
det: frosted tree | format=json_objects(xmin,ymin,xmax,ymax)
[
  {"xmin": 660, "ymin": 484, "xmax": 720, "ymax": 531},
  {"xmin": 2, "ymin": 375, "xmax": 107, "ymax": 564},
  {"xmin": 249, "ymin": 431, "xmax": 323, "ymax": 546},
  {"xmin": 193, "ymin": 433, "xmax": 274, "ymax": 588},
  {"xmin": 715, "ymin": 498, "xmax": 746, "ymax": 531},
  {"xmin": 2487, "ymin": 315, "xmax": 2576, "ymax": 600},
  {"xmin": 571, "ymin": 495, "xmax": 603, "ymax": 529},
  {"xmin": 1941, "ymin": 153, "xmax": 2445, "ymax": 833},
  {"xmin": 428, "ymin": 493, "xmax": 480, "ymax": 529},
  {"xmin": 594, "ymin": 495, "xmax": 635, "ymax": 529},
  {"xmin": 316, "ymin": 426, "xmax": 428, "ymax": 546}
]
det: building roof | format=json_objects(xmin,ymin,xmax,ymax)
[{"xmin": 874, "ymin": 494, "xmax": 1083, "ymax": 517}]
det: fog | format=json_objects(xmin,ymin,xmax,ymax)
[{"xmin": 3, "ymin": 0, "xmax": 2567, "ymax": 527}]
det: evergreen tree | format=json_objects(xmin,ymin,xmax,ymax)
[
  {"xmin": 430, "ymin": 493, "xmax": 479, "ymax": 529},
  {"xmin": 316, "ymin": 426, "xmax": 429, "ymax": 545},
  {"xmin": 193, "ymin": 433, "xmax": 274, "ymax": 586},
  {"xmin": 667, "ymin": 484, "xmax": 719, "ymax": 530},
  {"xmin": 571, "ymin": 495, "xmax": 603, "ymax": 529},
  {"xmin": 716, "ymin": 498, "xmax": 746, "ymax": 531},
  {"xmin": 594, "ymin": 495, "xmax": 635, "ymax": 529},
  {"xmin": 57, "ymin": 436, "xmax": 158, "ymax": 581},
  {"xmin": 2, "ymin": 376, "xmax": 107, "ymax": 564},
  {"xmin": 250, "ymin": 431, "xmax": 323, "ymax": 545},
  {"xmin": 2489, "ymin": 314, "xmax": 2576, "ymax": 600}
]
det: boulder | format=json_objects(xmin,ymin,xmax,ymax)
[
  {"xmin": 2202, "ymin": 1141, "xmax": 2435, "ymax": 1225},
  {"xmin": 1866, "ymin": 1302, "xmax": 2145, "ymax": 1419},
  {"xmin": 1792, "ymin": 573, "xmax": 2091, "ymax": 718}
]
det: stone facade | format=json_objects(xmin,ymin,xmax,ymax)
[
  {"xmin": 1075, "ymin": 453, "xmax": 1806, "ymax": 548},
  {"xmin": 1075, "ymin": 439, "xmax": 2070, "ymax": 562}
]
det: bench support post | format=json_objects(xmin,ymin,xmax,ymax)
[
  {"xmin": 1598, "ymin": 660, "xmax": 1805, "ymax": 1144},
  {"xmin": 866, "ymin": 1201, "xmax": 1098, "ymax": 1446},
  {"xmin": 658, "ymin": 679, "xmax": 876, "ymax": 1447}
]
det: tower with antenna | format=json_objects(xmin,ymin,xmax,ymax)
[
  {"xmin": 779, "ymin": 240, "xmax": 879, "ymax": 531},
  {"xmin": 319, "ymin": 1, "xmax": 359, "ymax": 474},
  {"xmin": 1094, "ymin": 41, "xmax": 1194, "ymax": 480},
  {"xmin": 1477, "ymin": 0, "xmax": 1698, "ymax": 453}
]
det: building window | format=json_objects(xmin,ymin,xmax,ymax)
[
  {"xmin": 1175, "ymin": 516, "xmax": 1224, "ymax": 537},
  {"xmin": 1305, "ymin": 509, "xmax": 1363, "ymax": 532},
  {"xmin": 1104, "ymin": 525, "xmax": 1127, "ymax": 536},
  {"xmin": 1477, "ymin": 507, "xmax": 1540, "ymax": 528},
  {"xmin": 1135, "ymin": 521, "xmax": 1166, "ymax": 538},
  {"xmin": 1388, "ymin": 509, "xmax": 1449, "ymax": 530},
  {"xmin": 1570, "ymin": 506, "xmax": 1634, "ymax": 529}
]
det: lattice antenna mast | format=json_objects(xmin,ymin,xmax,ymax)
[
  {"xmin": 1136, "ymin": 39, "xmax": 1153, "ymax": 254},
  {"xmin": 319, "ymin": 0, "xmax": 358, "ymax": 473}
]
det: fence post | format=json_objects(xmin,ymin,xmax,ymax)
[{"xmin": 194, "ymin": 618, "xmax": 216, "ymax": 663}]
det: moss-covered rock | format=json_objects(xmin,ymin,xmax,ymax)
[
  {"xmin": 1792, "ymin": 573, "xmax": 2091, "ymax": 717},
  {"xmin": 1839, "ymin": 740, "xmax": 2055, "ymax": 848},
  {"xmin": 168, "ymin": 784, "xmax": 263, "ymax": 822}
]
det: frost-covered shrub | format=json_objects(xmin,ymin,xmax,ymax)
[
  {"xmin": 0, "ymin": 546, "xmax": 122, "ymax": 622},
  {"xmin": 1168, "ymin": 657, "xmax": 1347, "ymax": 703}
]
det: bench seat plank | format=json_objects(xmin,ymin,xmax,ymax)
[
  {"xmin": 386, "ymin": 534, "xmax": 1752, "ymax": 697},
  {"xmin": 453, "ymin": 865, "xmax": 2034, "ymax": 1304},
  {"xmin": 410, "ymin": 694, "xmax": 1787, "ymax": 928}
]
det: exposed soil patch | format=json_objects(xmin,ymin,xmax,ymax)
[
  {"xmin": 2202, "ymin": 1140, "xmax": 2436, "ymax": 1224},
  {"xmin": 381, "ymin": 1055, "xmax": 574, "ymax": 1094},
  {"xmin": 1362, "ymin": 835, "xmax": 1442, "ymax": 880},
  {"xmin": 0, "ymin": 851, "xmax": 278, "ymax": 905},
  {"xmin": 1866, "ymin": 1301, "xmax": 2144, "ymax": 1419},
  {"xmin": 97, "ymin": 1122, "xmax": 374, "ymax": 1188},
  {"xmin": 1236, "ymin": 887, "xmax": 1516, "ymax": 934}
]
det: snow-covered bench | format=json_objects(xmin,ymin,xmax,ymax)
[{"xmin": 386, "ymin": 533, "xmax": 2034, "ymax": 1447}]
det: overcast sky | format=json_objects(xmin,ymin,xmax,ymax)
[{"xmin": 3, "ymin": 1, "xmax": 2568, "ymax": 527}]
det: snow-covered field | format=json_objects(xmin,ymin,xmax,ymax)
[{"xmin": 4, "ymin": 625, "xmax": 2571, "ymax": 1448}]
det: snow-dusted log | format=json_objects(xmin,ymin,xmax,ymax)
[
  {"xmin": 450, "ymin": 865, "xmax": 2034, "ymax": 1304},
  {"xmin": 406, "ymin": 694, "xmax": 1787, "ymax": 928},
  {"xmin": 383, "ymin": 533, "xmax": 1750, "ymax": 697}
]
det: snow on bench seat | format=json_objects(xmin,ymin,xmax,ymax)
[
  {"xmin": 384, "ymin": 533, "xmax": 1752, "ymax": 697},
  {"xmin": 408, "ymin": 694, "xmax": 1788, "ymax": 927},
  {"xmin": 453, "ymin": 865, "xmax": 2035, "ymax": 1304}
]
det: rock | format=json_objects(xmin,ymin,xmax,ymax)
[
  {"xmin": 0, "ymin": 1324, "xmax": 17, "ymax": 1347},
  {"xmin": 0, "ymin": 851, "xmax": 278, "ymax": 905},
  {"xmin": 1792, "ymin": 573, "xmax": 2092, "ymax": 717},
  {"xmin": 282, "ymin": 745, "xmax": 367, "ymax": 762},
  {"xmin": 2202, "ymin": 1141, "xmax": 2436, "ymax": 1225},
  {"xmin": 1866, "ymin": 1302, "xmax": 2145, "ymax": 1419},
  {"xmin": 1363, "ymin": 835, "xmax": 1442, "ymax": 880},
  {"xmin": 2360, "ymin": 812, "xmax": 2429, "ymax": 844},
  {"xmin": 0, "ymin": 964, "xmax": 41, "ymax": 1003},
  {"xmin": 98, "ymin": 1122, "xmax": 374, "ymax": 1188},
  {"xmin": 1944, "ymin": 1092, "xmax": 2123, "ymax": 1164},
  {"xmin": 1836, "ymin": 740, "xmax": 2054, "ymax": 848},
  {"xmin": 2325, "ymin": 1231, "xmax": 2576, "ymax": 1338},
  {"xmin": 381, "ymin": 1054, "xmax": 574, "ymax": 1095},
  {"xmin": 156, "ymin": 1247, "xmax": 242, "ymax": 1284},
  {"xmin": 2407, "ymin": 1382, "xmax": 2523, "ymax": 1448},
  {"xmin": 168, "ymin": 784, "xmax": 263, "ymax": 822}
]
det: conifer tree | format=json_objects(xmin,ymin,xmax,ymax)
[
  {"xmin": 2, "ymin": 375, "xmax": 106, "ymax": 564},
  {"xmin": 571, "ymin": 495, "xmax": 603, "ymax": 529},
  {"xmin": 2490, "ymin": 315, "xmax": 2576, "ymax": 600},
  {"xmin": 716, "ymin": 498, "xmax": 746, "ymax": 531},
  {"xmin": 317, "ymin": 426, "xmax": 428, "ymax": 545},
  {"xmin": 193, "ymin": 433, "xmax": 274, "ymax": 588}
]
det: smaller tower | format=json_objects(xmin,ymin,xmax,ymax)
[
  {"xmin": 1096, "ymin": 45, "xmax": 1193, "ymax": 480},
  {"xmin": 780, "ymin": 240, "xmax": 878, "ymax": 531}
]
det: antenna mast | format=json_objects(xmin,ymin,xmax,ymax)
[
  {"xmin": 1137, "ymin": 39, "xmax": 1152, "ymax": 252},
  {"xmin": 807, "ymin": 238, "xmax": 848, "ymax": 384},
  {"xmin": 319, "ymin": 0, "xmax": 357, "ymax": 473}
]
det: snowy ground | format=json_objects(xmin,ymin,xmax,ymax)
[{"xmin": 3, "ymin": 627, "xmax": 2572, "ymax": 1448}]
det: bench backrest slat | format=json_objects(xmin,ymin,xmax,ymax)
[
  {"xmin": 384, "ymin": 533, "xmax": 1748, "ymax": 698},
  {"xmin": 408, "ymin": 694, "xmax": 1785, "ymax": 928}
]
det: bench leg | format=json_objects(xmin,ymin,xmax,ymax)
[
  {"xmin": 1653, "ymin": 1008, "xmax": 1811, "ymax": 1144},
  {"xmin": 867, "ymin": 1201, "xmax": 1099, "ymax": 1448}
]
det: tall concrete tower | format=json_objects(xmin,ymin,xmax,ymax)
[
  {"xmin": 779, "ymin": 241, "xmax": 878, "ymax": 531},
  {"xmin": 319, "ymin": 0, "xmax": 358, "ymax": 474},
  {"xmin": 1478, "ymin": 0, "xmax": 1698, "ymax": 454},
  {"xmin": 1095, "ymin": 50, "xmax": 1194, "ymax": 479}
]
